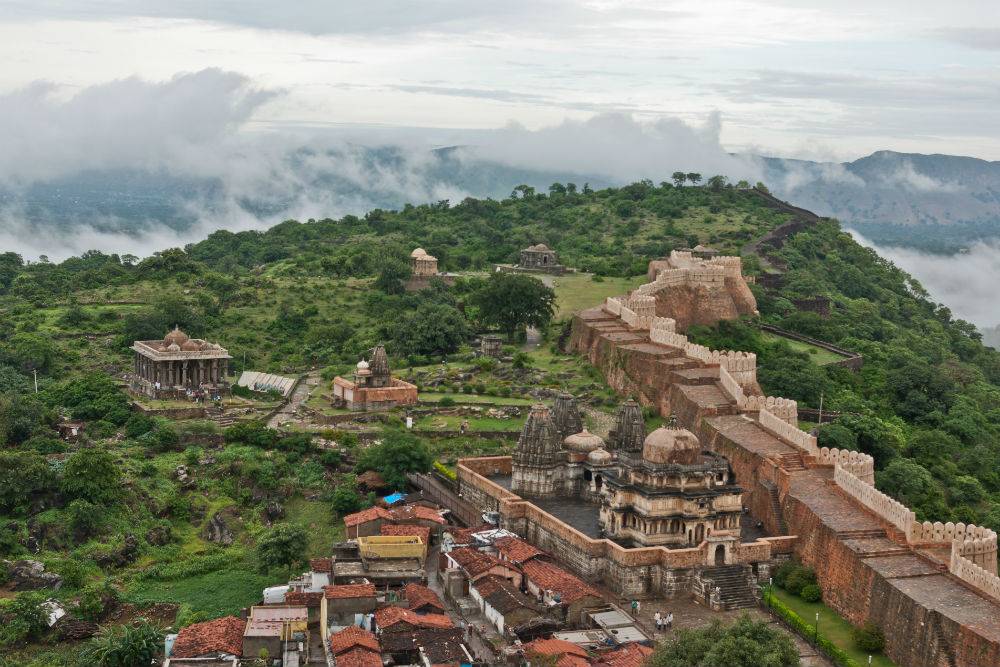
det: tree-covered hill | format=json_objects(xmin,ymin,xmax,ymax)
[{"xmin": 1, "ymin": 179, "xmax": 1000, "ymax": 663}]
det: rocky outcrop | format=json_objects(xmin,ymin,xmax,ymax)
[
  {"xmin": 95, "ymin": 534, "xmax": 139, "ymax": 569},
  {"xmin": 203, "ymin": 511, "xmax": 234, "ymax": 545},
  {"xmin": 6, "ymin": 560, "xmax": 62, "ymax": 590}
]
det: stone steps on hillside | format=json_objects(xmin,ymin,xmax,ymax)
[
  {"xmin": 836, "ymin": 529, "xmax": 887, "ymax": 540},
  {"xmin": 761, "ymin": 480, "xmax": 788, "ymax": 535},
  {"xmin": 777, "ymin": 452, "xmax": 808, "ymax": 472}
]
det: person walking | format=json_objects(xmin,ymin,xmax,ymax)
[
  {"xmin": 653, "ymin": 611, "xmax": 662, "ymax": 632},
  {"xmin": 666, "ymin": 611, "xmax": 673, "ymax": 630}
]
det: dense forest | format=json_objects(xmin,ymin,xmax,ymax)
[{"xmin": 1, "ymin": 178, "xmax": 999, "ymax": 664}]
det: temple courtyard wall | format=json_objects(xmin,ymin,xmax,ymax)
[{"xmin": 566, "ymin": 303, "xmax": 1000, "ymax": 667}]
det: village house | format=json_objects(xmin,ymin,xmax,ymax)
[
  {"xmin": 321, "ymin": 584, "xmax": 378, "ymax": 640},
  {"xmin": 523, "ymin": 637, "xmax": 591, "ymax": 667},
  {"xmin": 492, "ymin": 535, "xmax": 546, "ymax": 567},
  {"xmin": 165, "ymin": 616, "xmax": 245, "ymax": 663},
  {"xmin": 445, "ymin": 546, "xmax": 522, "ymax": 592},
  {"xmin": 470, "ymin": 575, "xmax": 547, "ymax": 636},
  {"xmin": 373, "ymin": 606, "xmax": 453, "ymax": 635},
  {"xmin": 242, "ymin": 605, "xmax": 308, "ymax": 663},
  {"xmin": 328, "ymin": 625, "xmax": 382, "ymax": 667},
  {"xmin": 388, "ymin": 503, "xmax": 447, "ymax": 542},
  {"xmin": 592, "ymin": 642, "xmax": 655, "ymax": 667},
  {"xmin": 331, "ymin": 345, "xmax": 418, "ymax": 411},
  {"xmin": 521, "ymin": 559, "xmax": 604, "ymax": 626},
  {"xmin": 343, "ymin": 506, "xmax": 392, "ymax": 539},
  {"xmin": 378, "ymin": 626, "xmax": 468, "ymax": 665},
  {"xmin": 380, "ymin": 523, "xmax": 431, "ymax": 547},
  {"xmin": 402, "ymin": 582, "xmax": 445, "ymax": 615}
]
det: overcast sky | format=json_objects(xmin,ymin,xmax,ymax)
[{"xmin": 3, "ymin": 0, "xmax": 1000, "ymax": 161}]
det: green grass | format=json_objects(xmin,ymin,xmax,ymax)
[
  {"xmin": 760, "ymin": 331, "xmax": 846, "ymax": 366},
  {"xmin": 412, "ymin": 414, "xmax": 524, "ymax": 432},
  {"xmin": 127, "ymin": 567, "xmax": 275, "ymax": 617},
  {"xmin": 552, "ymin": 273, "xmax": 647, "ymax": 319},
  {"xmin": 770, "ymin": 587, "xmax": 896, "ymax": 667},
  {"xmin": 284, "ymin": 496, "xmax": 344, "ymax": 559},
  {"xmin": 418, "ymin": 392, "xmax": 533, "ymax": 405}
]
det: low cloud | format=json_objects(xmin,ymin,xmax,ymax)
[
  {"xmin": 851, "ymin": 231, "xmax": 1000, "ymax": 328},
  {"xmin": 880, "ymin": 161, "xmax": 962, "ymax": 193}
]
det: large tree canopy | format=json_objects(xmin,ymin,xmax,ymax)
[
  {"xmin": 469, "ymin": 272, "xmax": 555, "ymax": 336},
  {"xmin": 647, "ymin": 614, "xmax": 799, "ymax": 667}
]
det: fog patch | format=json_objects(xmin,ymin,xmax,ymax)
[{"xmin": 850, "ymin": 230, "xmax": 1000, "ymax": 328}]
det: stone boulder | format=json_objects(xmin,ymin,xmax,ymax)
[
  {"xmin": 264, "ymin": 501, "xmax": 284, "ymax": 523},
  {"xmin": 7, "ymin": 559, "xmax": 63, "ymax": 590},
  {"xmin": 95, "ymin": 534, "xmax": 139, "ymax": 569},
  {"xmin": 145, "ymin": 524, "xmax": 172, "ymax": 546},
  {"xmin": 203, "ymin": 511, "xmax": 234, "ymax": 545}
]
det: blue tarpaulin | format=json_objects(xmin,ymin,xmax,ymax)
[{"xmin": 382, "ymin": 492, "xmax": 405, "ymax": 505}]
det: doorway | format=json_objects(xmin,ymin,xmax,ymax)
[{"xmin": 714, "ymin": 544, "xmax": 726, "ymax": 566}]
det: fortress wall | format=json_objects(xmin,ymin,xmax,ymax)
[
  {"xmin": 816, "ymin": 447, "xmax": 874, "ymax": 485},
  {"xmin": 834, "ymin": 466, "xmax": 915, "ymax": 539},
  {"xmin": 758, "ymin": 407, "xmax": 816, "ymax": 454}
]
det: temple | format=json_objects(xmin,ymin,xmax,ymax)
[
  {"xmin": 518, "ymin": 243, "xmax": 566, "ymax": 275},
  {"xmin": 331, "ymin": 345, "xmax": 418, "ymax": 411},
  {"xmin": 130, "ymin": 327, "xmax": 232, "ymax": 398},
  {"xmin": 405, "ymin": 247, "xmax": 455, "ymax": 291}
]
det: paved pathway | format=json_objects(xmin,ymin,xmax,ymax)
[{"xmin": 268, "ymin": 370, "xmax": 320, "ymax": 428}]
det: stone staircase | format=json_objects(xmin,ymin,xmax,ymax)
[
  {"xmin": 700, "ymin": 565, "xmax": 758, "ymax": 610},
  {"xmin": 206, "ymin": 406, "xmax": 236, "ymax": 428},
  {"xmin": 777, "ymin": 451, "xmax": 808, "ymax": 472},
  {"xmin": 761, "ymin": 480, "xmax": 788, "ymax": 534},
  {"xmin": 836, "ymin": 529, "xmax": 886, "ymax": 540}
]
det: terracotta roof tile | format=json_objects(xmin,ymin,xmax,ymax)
[
  {"xmin": 381, "ymin": 524, "xmax": 431, "ymax": 544},
  {"xmin": 447, "ymin": 547, "xmax": 505, "ymax": 577},
  {"xmin": 324, "ymin": 583, "xmax": 377, "ymax": 600},
  {"xmin": 595, "ymin": 643, "xmax": 654, "ymax": 667},
  {"xmin": 525, "ymin": 637, "xmax": 589, "ymax": 660},
  {"xmin": 329, "ymin": 626, "xmax": 380, "ymax": 655},
  {"xmin": 310, "ymin": 557, "xmax": 333, "ymax": 573},
  {"xmin": 171, "ymin": 616, "xmax": 246, "ymax": 658},
  {"xmin": 344, "ymin": 506, "xmax": 392, "ymax": 528},
  {"xmin": 448, "ymin": 524, "xmax": 490, "ymax": 544},
  {"xmin": 284, "ymin": 591, "xmax": 323, "ymax": 608},
  {"xmin": 375, "ymin": 606, "xmax": 453, "ymax": 630},
  {"xmin": 522, "ymin": 560, "xmax": 602, "ymax": 604},
  {"xmin": 493, "ymin": 535, "xmax": 545, "ymax": 565},
  {"xmin": 403, "ymin": 583, "xmax": 445, "ymax": 612},
  {"xmin": 390, "ymin": 504, "xmax": 446, "ymax": 525},
  {"xmin": 334, "ymin": 646, "xmax": 383, "ymax": 667}
]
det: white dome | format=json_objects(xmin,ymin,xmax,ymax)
[
  {"xmin": 563, "ymin": 428, "xmax": 605, "ymax": 453},
  {"xmin": 588, "ymin": 448, "xmax": 612, "ymax": 465},
  {"xmin": 357, "ymin": 360, "xmax": 370, "ymax": 370}
]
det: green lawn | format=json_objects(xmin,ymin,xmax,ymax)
[
  {"xmin": 552, "ymin": 273, "xmax": 647, "ymax": 319},
  {"xmin": 127, "ymin": 567, "xmax": 275, "ymax": 617},
  {"xmin": 418, "ymin": 392, "xmax": 533, "ymax": 405},
  {"xmin": 760, "ymin": 331, "xmax": 846, "ymax": 366},
  {"xmin": 770, "ymin": 587, "xmax": 896, "ymax": 667}
]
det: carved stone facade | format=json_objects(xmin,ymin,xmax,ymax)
[
  {"xmin": 480, "ymin": 335, "xmax": 503, "ymax": 358},
  {"xmin": 130, "ymin": 327, "xmax": 231, "ymax": 398},
  {"xmin": 511, "ymin": 405, "xmax": 567, "ymax": 496},
  {"xmin": 332, "ymin": 345, "xmax": 418, "ymax": 411}
]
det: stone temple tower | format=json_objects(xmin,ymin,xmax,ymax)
[
  {"xmin": 368, "ymin": 345, "xmax": 392, "ymax": 388},
  {"xmin": 552, "ymin": 392, "xmax": 584, "ymax": 439},
  {"xmin": 608, "ymin": 399, "xmax": 646, "ymax": 452},
  {"xmin": 512, "ymin": 404, "xmax": 566, "ymax": 496}
]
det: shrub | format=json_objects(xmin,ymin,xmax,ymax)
[
  {"xmin": 800, "ymin": 583, "xmax": 822, "ymax": 602},
  {"xmin": 80, "ymin": 619, "xmax": 164, "ymax": 667},
  {"xmin": 783, "ymin": 565, "xmax": 817, "ymax": 596},
  {"xmin": 853, "ymin": 622, "xmax": 885, "ymax": 653},
  {"xmin": 462, "ymin": 384, "xmax": 473, "ymax": 394},
  {"xmin": 438, "ymin": 396, "xmax": 455, "ymax": 407},
  {"xmin": 0, "ymin": 592, "xmax": 49, "ymax": 647},
  {"xmin": 474, "ymin": 383, "xmax": 487, "ymax": 394}
]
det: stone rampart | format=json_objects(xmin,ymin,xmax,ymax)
[
  {"xmin": 951, "ymin": 543, "xmax": 1000, "ymax": 602},
  {"xmin": 758, "ymin": 407, "xmax": 816, "ymax": 455},
  {"xmin": 740, "ymin": 395, "xmax": 798, "ymax": 425},
  {"xmin": 833, "ymin": 465, "xmax": 914, "ymax": 540},
  {"xmin": 816, "ymin": 447, "xmax": 874, "ymax": 485}
]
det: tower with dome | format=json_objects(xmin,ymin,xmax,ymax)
[{"xmin": 331, "ymin": 344, "xmax": 418, "ymax": 411}]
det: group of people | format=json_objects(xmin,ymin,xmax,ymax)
[{"xmin": 630, "ymin": 600, "xmax": 673, "ymax": 633}]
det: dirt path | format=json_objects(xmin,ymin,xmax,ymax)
[
  {"xmin": 523, "ymin": 274, "xmax": 556, "ymax": 351},
  {"xmin": 268, "ymin": 371, "xmax": 321, "ymax": 428}
]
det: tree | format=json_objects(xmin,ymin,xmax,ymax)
[
  {"xmin": 61, "ymin": 448, "xmax": 121, "ymax": 505},
  {"xmin": 354, "ymin": 430, "xmax": 432, "ymax": 489},
  {"xmin": 671, "ymin": 171, "xmax": 687, "ymax": 187},
  {"xmin": 0, "ymin": 451, "xmax": 56, "ymax": 514},
  {"xmin": 470, "ymin": 273, "xmax": 555, "ymax": 337},
  {"xmin": 5, "ymin": 333, "xmax": 55, "ymax": 373},
  {"xmin": 685, "ymin": 172, "xmax": 702, "ymax": 185},
  {"xmin": 256, "ymin": 523, "xmax": 308, "ymax": 574},
  {"xmin": 331, "ymin": 475, "xmax": 364, "ymax": 515},
  {"xmin": 647, "ymin": 613, "xmax": 799, "ymax": 667},
  {"xmin": 79, "ymin": 619, "xmax": 164, "ymax": 667},
  {"xmin": 876, "ymin": 458, "xmax": 949, "ymax": 520},
  {"xmin": 0, "ymin": 393, "xmax": 48, "ymax": 445},
  {"xmin": 707, "ymin": 174, "xmax": 728, "ymax": 191},
  {"xmin": 374, "ymin": 258, "xmax": 411, "ymax": 295},
  {"xmin": 392, "ymin": 303, "xmax": 470, "ymax": 356}
]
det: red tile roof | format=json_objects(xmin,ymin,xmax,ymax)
[
  {"xmin": 324, "ymin": 583, "xmax": 377, "ymax": 600},
  {"xmin": 493, "ymin": 535, "xmax": 545, "ymax": 564},
  {"xmin": 403, "ymin": 582, "xmax": 445, "ymax": 612},
  {"xmin": 522, "ymin": 560, "xmax": 602, "ymax": 604},
  {"xmin": 335, "ymin": 646, "xmax": 383, "ymax": 667},
  {"xmin": 448, "ymin": 524, "xmax": 490, "ymax": 544},
  {"xmin": 375, "ymin": 606, "xmax": 453, "ymax": 630},
  {"xmin": 473, "ymin": 575, "xmax": 541, "ymax": 615},
  {"xmin": 595, "ymin": 643, "xmax": 654, "ymax": 667},
  {"xmin": 525, "ymin": 638, "xmax": 590, "ymax": 662},
  {"xmin": 381, "ymin": 523, "xmax": 431, "ymax": 544},
  {"xmin": 391, "ymin": 504, "xmax": 446, "ymax": 525},
  {"xmin": 329, "ymin": 626, "xmax": 380, "ymax": 655},
  {"xmin": 171, "ymin": 616, "xmax": 246, "ymax": 658},
  {"xmin": 284, "ymin": 591, "xmax": 322, "ymax": 608},
  {"xmin": 447, "ymin": 547, "xmax": 506, "ymax": 577},
  {"xmin": 310, "ymin": 557, "xmax": 333, "ymax": 573},
  {"xmin": 344, "ymin": 506, "xmax": 392, "ymax": 528}
]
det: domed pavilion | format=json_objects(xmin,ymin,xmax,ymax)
[
  {"xmin": 130, "ymin": 326, "xmax": 232, "ymax": 398},
  {"xmin": 331, "ymin": 345, "xmax": 418, "ymax": 411}
]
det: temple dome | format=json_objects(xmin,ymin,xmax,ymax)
[
  {"xmin": 642, "ymin": 425, "xmax": 701, "ymax": 465},
  {"xmin": 588, "ymin": 447, "xmax": 612, "ymax": 465},
  {"xmin": 357, "ymin": 360, "xmax": 370, "ymax": 370},
  {"xmin": 181, "ymin": 340, "xmax": 203, "ymax": 351},
  {"xmin": 411, "ymin": 248, "xmax": 428, "ymax": 257},
  {"xmin": 164, "ymin": 326, "xmax": 189, "ymax": 346},
  {"xmin": 563, "ymin": 428, "xmax": 604, "ymax": 453},
  {"xmin": 167, "ymin": 342, "xmax": 181, "ymax": 352}
]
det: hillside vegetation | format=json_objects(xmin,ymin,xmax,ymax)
[{"xmin": 0, "ymin": 179, "xmax": 999, "ymax": 663}]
